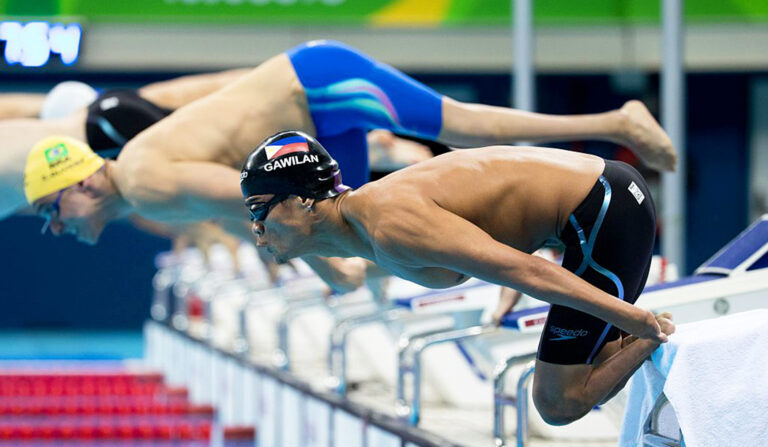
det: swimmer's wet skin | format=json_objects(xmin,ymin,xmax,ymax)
[{"xmin": 241, "ymin": 130, "xmax": 673, "ymax": 425}]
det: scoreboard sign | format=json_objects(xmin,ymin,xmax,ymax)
[{"xmin": 0, "ymin": 21, "xmax": 81, "ymax": 67}]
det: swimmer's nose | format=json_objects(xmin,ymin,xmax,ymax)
[{"xmin": 252, "ymin": 222, "xmax": 265, "ymax": 240}]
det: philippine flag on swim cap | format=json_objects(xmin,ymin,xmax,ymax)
[{"xmin": 265, "ymin": 135, "xmax": 310, "ymax": 160}]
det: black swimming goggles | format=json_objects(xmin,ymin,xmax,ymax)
[{"xmin": 248, "ymin": 194, "xmax": 288, "ymax": 222}]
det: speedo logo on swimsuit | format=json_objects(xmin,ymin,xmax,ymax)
[
  {"xmin": 549, "ymin": 326, "xmax": 588, "ymax": 341},
  {"xmin": 265, "ymin": 136, "xmax": 310, "ymax": 160}
]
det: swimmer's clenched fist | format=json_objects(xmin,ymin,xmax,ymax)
[{"xmin": 656, "ymin": 312, "xmax": 676, "ymax": 337}]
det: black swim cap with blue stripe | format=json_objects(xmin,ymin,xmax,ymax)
[{"xmin": 85, "ymin": 90, "xmax": 172, "ymax": 159}]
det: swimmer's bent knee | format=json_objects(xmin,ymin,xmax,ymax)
[{"xmin": 532, "ymin": 386, "xmax": 591, "ymax": 426}]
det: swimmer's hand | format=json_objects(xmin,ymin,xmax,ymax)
[
  {"xmin": 623, "ymin": 313, "xmax": 675, "ymax": 346},
  {"xmin": 631, "ymin": 310, "xmax": 672, "ymax": 344},
  {"xmin": 491, "ymin": 287, "xmax": 523, "ymax": 326},
  {"xmin": 656, "ymin": 312, "xmax": 676, "ymax": 337}
]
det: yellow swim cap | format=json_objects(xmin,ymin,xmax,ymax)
[{"xmin": 24, "ymin": 136, "xmax": 105, "ymax": 204}]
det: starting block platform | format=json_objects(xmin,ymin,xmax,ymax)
[{"xmin": 637, "ymin": 215, "xmax": 768, "ymax": 321}]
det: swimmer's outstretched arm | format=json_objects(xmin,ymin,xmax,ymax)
[
  {"xmin": 116, "ymin": 153, "xmax": 377, "ymax": 291},
  {"xmin": 0, "ymin": 93, "xmax": 46, "ymax": 119},
  {"xmin": 114, "ymin": 158, "xmax": 248, "ymax": 226},
  {"xmin": 138, "ymin": 68, "xmax": 252, "ymax": 110},
  {"xmin": 0, "ymin": 68, "xmax": 249, "ymax": 121},
  {"xmin": 374, "ymin": 203, "xmax": 665, "ymax": 342},
  {"xmin": 301, "ymin": 256, "xmax": 368, "ymax": 294},
  {"xmin": 491, "ymin": 287, "xmax": 523, "ymax": 325}
]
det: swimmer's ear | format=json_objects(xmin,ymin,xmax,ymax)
[
  {"xmin": 75, "ymin": 179, "xmax": 93, "ymax": 194},
  {"xmin": 78, "ymin": 166, "xmax": 106, "ymax": 194},
  {"xmin": 77, "ymin": 177, "xmax": 98, "ymax": 195}
]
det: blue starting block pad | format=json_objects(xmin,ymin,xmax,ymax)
[
  {"xmin": 643, "ymin": 215, "xmax": 768, "ymax": 295},
  {"xmin": 393, "ymin": 281, "xmax": 498, "ymax": 313},
  {"xmin": 642, "ymin": 273, "xmax": 722, "ymax": 294},
  {"xmin": 696, "ymin": 215, "xmax": 768, "ymax": 276}
]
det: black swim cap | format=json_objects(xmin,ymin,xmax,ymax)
[
  {"xmin": 240, "ymin": 131, "xmax": 348, "ymax": 200},
  {"xmin": 86, "ymin": 90, "xmax": 172, "ymax": 159}
]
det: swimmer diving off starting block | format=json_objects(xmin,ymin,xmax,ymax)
[
  {"xmin": 239, "ymin": 130, "xmax": 675, "ymax": 425},
  {"xmin": 0, "ymin": 69, "xmax": 251, "ymax": 221},
  {"xmin": 23, "ymin": 40, "xmax": 675, "ymax": 280},
  {"xmin": 0, "ymin": 73, "xmax": 426, "ymax": 270},
  {"xmin": 0, "ymin": 70, "xmax": 252, "ymax": 264}
]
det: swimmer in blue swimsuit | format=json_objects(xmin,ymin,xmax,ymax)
[{"xmin": 286, "ymin": 40, "xmax": 676, "ymax": 188}]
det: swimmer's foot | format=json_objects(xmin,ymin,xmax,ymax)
[{"xmin": 615, "ymin": 100, "xmax": 678, "ymax": 172}]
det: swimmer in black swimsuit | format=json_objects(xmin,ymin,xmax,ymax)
[{"xmin": 240, "ymin": 131, "xmax": 676, "ymax": 425}]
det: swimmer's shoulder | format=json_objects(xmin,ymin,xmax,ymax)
[
  {"xmin": 347, "ymin": 182, "xmax": 435, "ymax": 250},
  {"xmin": 111, "ymin": 152, "xmax": 176, "ymax": 213}
]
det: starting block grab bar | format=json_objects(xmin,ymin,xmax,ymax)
[
  {"xmin": 396, "ymin": 305, "xmax": 550, "ymax": 427},
  {"xmin": 327, "ymin": 307, "xmax": 414, "ymax": 395},
  {"xmin": 493, "ymin": 356, "xmax": 537, "ymax": 447}
]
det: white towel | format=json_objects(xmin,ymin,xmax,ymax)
[{"xmin": 620, "ymin": 309, "xmax": 768, "ymax": 447}]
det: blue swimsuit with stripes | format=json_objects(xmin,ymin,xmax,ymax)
[
  {"xmin": 538, "ymin": 160, "xmax": 657, "ymax": 365},
  {"xmin": 287, "ymin": 40, "xmax": 444, "ymax": 188}
]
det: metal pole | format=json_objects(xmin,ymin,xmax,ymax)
[
  {"xmin": 661, "ymin": 0, "xmax": 687, "ymax": 273},
  {"xmin": 513, "ymin": 0, "xmax": 534, "ymax": 111},
  {"xmin": 515, "ymin": 362, "xmax": 536, "ymax": 447},
  {"xmin": 407, "ymin": 325, "xmax": 498, "ymax": 426}
]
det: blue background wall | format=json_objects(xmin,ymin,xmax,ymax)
[
  {"xmin": 0, "ymin": 216, "xmax": 169, "ymax": 329},
  {"xmin": 685, "ymin": 74, "xmax": 750, "ymax": 269}
]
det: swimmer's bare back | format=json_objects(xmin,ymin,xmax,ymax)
[
  {"xmin": 112, "ymin": 53, "xmax": 315, "ymax": 224},
  {"xmin": 337, "ymin": 146, "xmax": 659, "ymax": 339},
  {"xmin": 349, "ymin": 146, "xmax": 604, "ymax": 258},
  {"xmin": 332, "ymin": 147, "xmax": 657, "ymax": 337}
]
